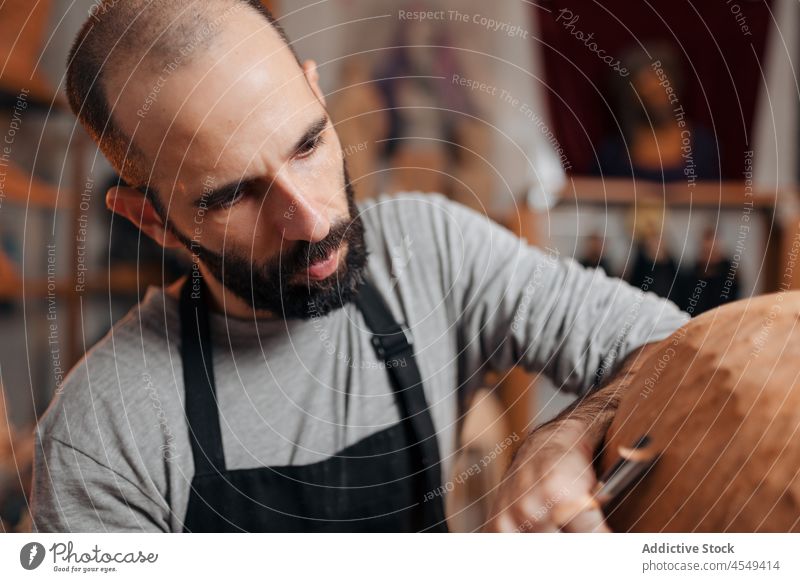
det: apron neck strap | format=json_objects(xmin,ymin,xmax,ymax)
[{"xmin": 180, "ymin": 275, "xmax": 227, "ymax": 475}]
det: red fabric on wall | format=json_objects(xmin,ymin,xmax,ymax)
[{"xmin": 534, "ymin": 0, "xmax": 773, "ymax": 178}]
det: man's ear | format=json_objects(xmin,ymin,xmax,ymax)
[
  {"xmin": 105, "ymin": 186, "xmax": 183, "ymax": 249},
  {"xmin": 302, "ymin": 59, "xmax": 326, "ymax": 107}
]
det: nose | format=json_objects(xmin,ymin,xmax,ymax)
[{"xmin": 268, "ymin": 177, "xmax": 331, "ymax": 243}]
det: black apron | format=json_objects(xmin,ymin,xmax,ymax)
[{"xmin": 178, "ymin": 276, "xmax": 449, "ymax": 532}]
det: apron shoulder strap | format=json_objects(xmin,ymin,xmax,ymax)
[
  {"xmin": 354, "ymin": 279, "xmax": 447, "ymax": 529},
  {"xmin": 180, "ymin": 276, "xmax": 227, "ymax": 475}
]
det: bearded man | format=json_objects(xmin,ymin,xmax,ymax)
[{"xmin": 30, "ymin": 0, "xmax": 688, "ymax": 532}]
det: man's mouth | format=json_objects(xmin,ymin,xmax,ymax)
[{"xmin": 297, "ymin": 246, "xmax": 343, "ymax": 282}]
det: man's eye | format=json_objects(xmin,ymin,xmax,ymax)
[
  {"xmin": 296, "ymin": 132, "xmax": 325, "ymax": 158},
  {"xmin": 218, "ymin": 189, "xmax": 245, "ymax": 209}
]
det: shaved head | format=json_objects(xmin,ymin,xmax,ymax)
[{"xmin": 66, "ymin": 0, "xmax": 298, "ymax": 189}]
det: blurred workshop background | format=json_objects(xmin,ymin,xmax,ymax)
[{"xmin": 1, "ymin": 0, "xmax": 799, "ymax": 532}]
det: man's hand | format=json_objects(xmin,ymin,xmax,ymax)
[
  {"xmin": 483, "ymin": 342, "xmax": 659, "ymax": 532},
  {"xmin": 484, "ymin": 419, "xmax": 608, "ymax": 532}
]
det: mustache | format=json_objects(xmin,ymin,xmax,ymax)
[{"xmin": 275, "ymin": 218, "xmax": 356, "ymax": 275}]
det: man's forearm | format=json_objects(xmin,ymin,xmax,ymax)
[{"xmin": 525, "ymin": 342, "xmax": 659, "ymax": 456}]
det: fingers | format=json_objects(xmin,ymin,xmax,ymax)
[
  {"xmin": 483, "ymin": 509, "xmax": 560, "ymax": 533},
  {"xmin": 563, "ymin": 507, "xmax": 611, "ymax": 533},
  {"xmin": 517, "ymin": 518, "xmax": 560, "ymax": 533},
  {"xmin": 552, "ymin": 496, "xmax": 611, "ymax": 533},
  {"xmin": 515, "ymin": 496, "xmax": 562, "ymax": 532},
  {"xmin": 485, "ymin": 491, "xmax": 612, "ymax": 533},
  {"xmin": 484, "ymin": 492, "xmax": 567, "ymax": 533}
]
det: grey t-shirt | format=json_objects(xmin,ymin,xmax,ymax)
[{"xmin": 31, "ymin": 193, "xmax": 689, "ymax": 532}]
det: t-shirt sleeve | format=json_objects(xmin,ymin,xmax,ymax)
[
  {"xmin": 439, "ymin": 197, "xmax": 690, "ymax": 395},
  {"xmin": 30, "ymin": 429, "xmax": 168, "ymax": 533}
]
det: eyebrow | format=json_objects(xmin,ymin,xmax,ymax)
[{"xmin": 192, "ymin": 114, "xmax": 330, "ymax": 208}]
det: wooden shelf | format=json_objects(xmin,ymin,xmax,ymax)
[
  {"xmin": 545, "ymin": 176, "xmax": 791, "ymax": 296},
  {"xmin": 0, "ymin": 265, "xmax": 168, "ymax": 301},
  {"xmin": 1, "ymin": 161, "xmax": 64, "ymax": 208},
  {"xmin": 558, "ymin": 177, "xmax": 778, "ymax": 210}
]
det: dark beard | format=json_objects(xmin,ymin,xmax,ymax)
[{"xmin": 164, "ymin": 165, "xmax": 369, "ymax": 320}]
